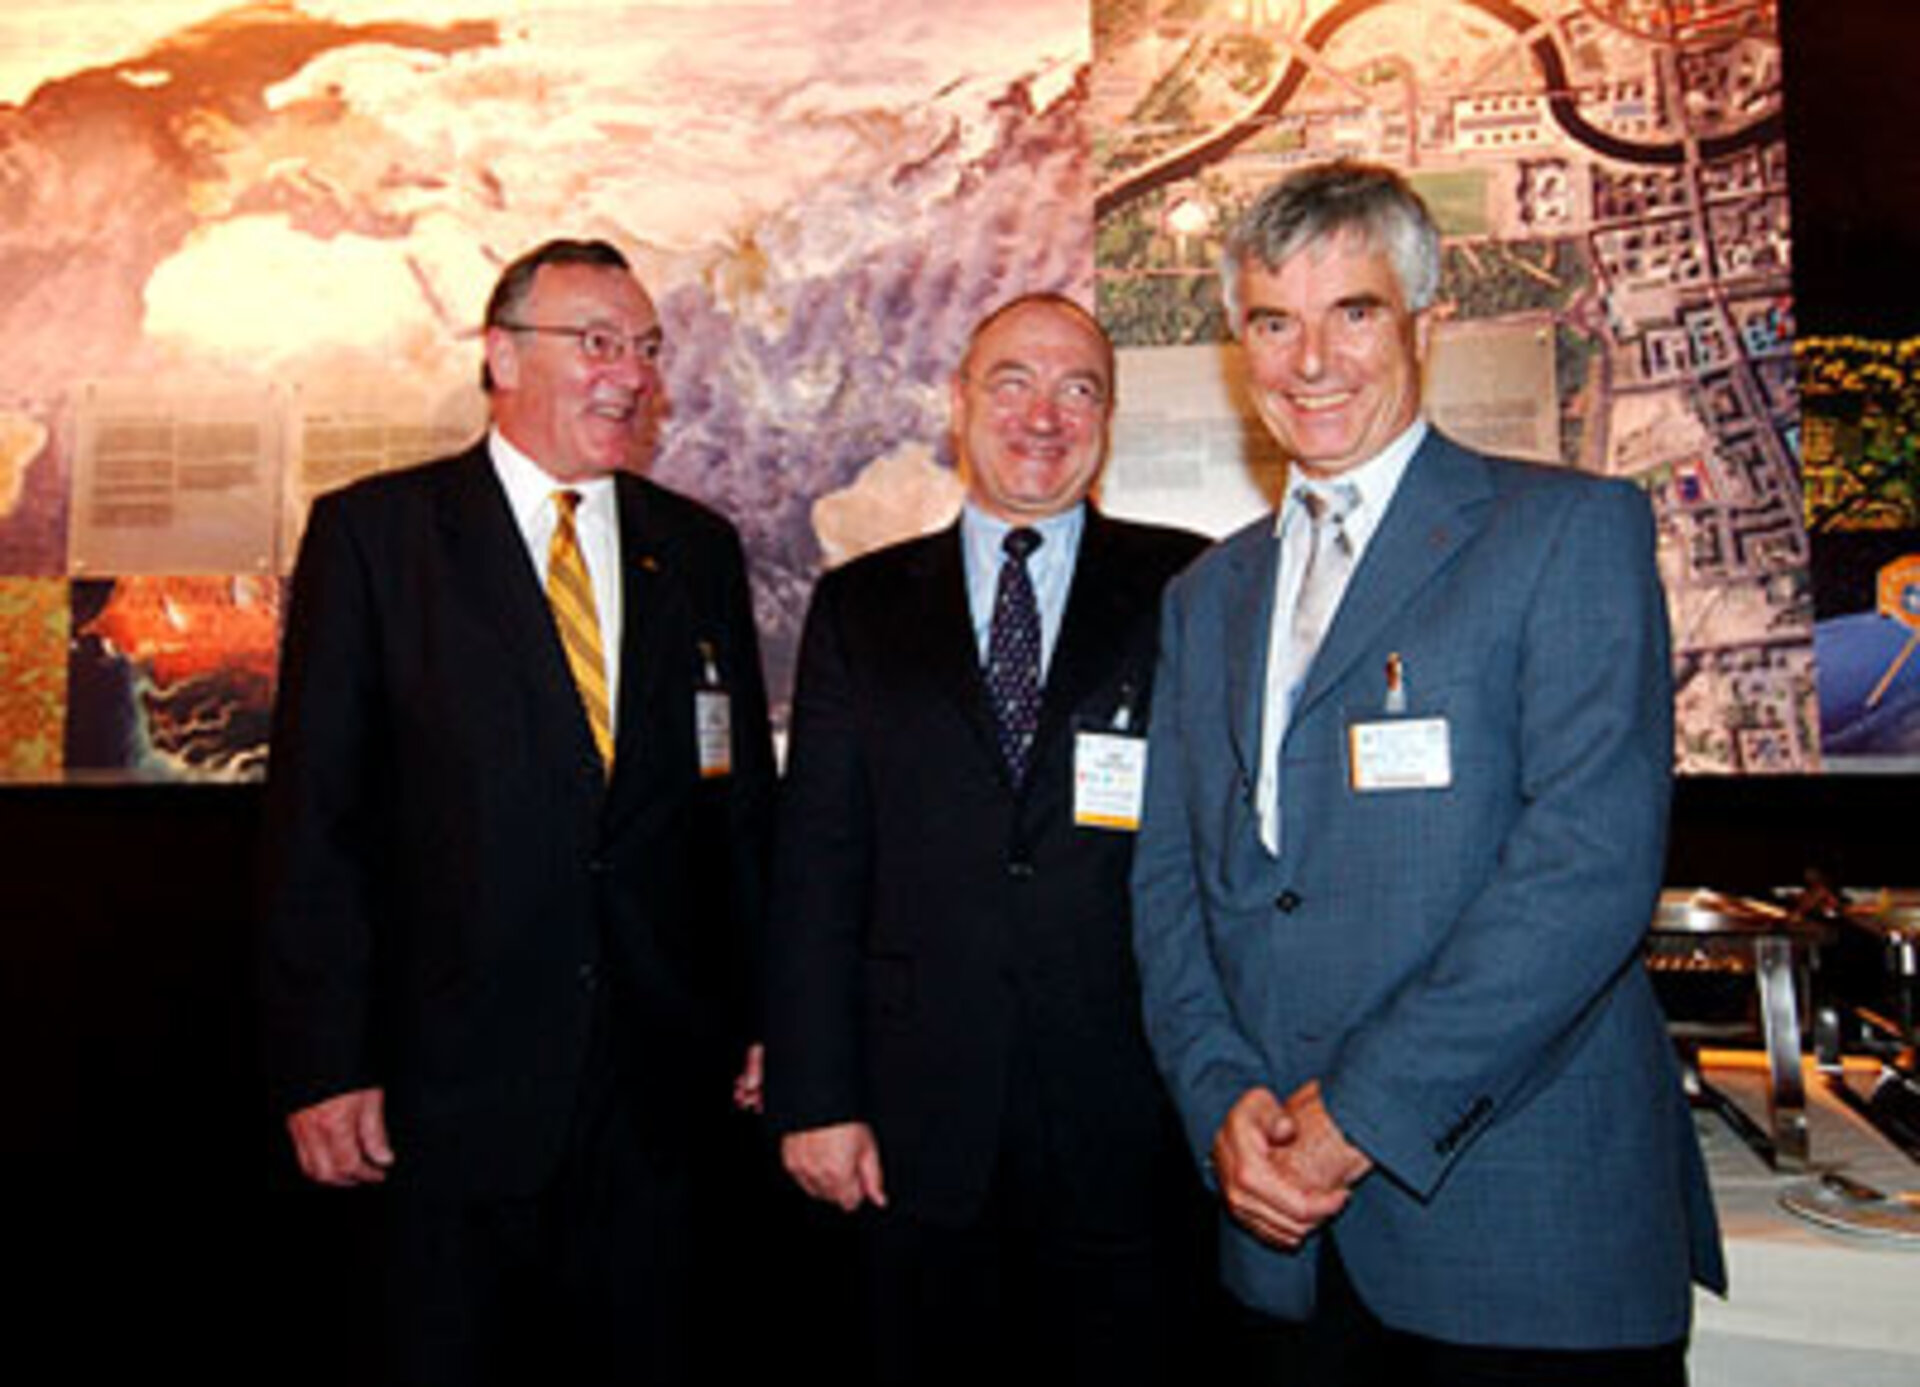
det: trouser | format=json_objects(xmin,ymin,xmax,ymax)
[{"xmin": 379, "ymin": 1014, "xmax": 699, "ymax": 1387}]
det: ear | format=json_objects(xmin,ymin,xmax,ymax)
[
  {"xmin": 484, "ymin": 327, "xmax": 522, "ymax": 393},
  {"xmin": 1411, "ymin": 303, "xmax": 1440, "ymax": 365},
  {"xmin": 950, "ymin": 371, "xmax": 978, "ymax": 489},
  {"xmin": 950, "ymin": 371, "xmax": 977, "ymax": 454}
]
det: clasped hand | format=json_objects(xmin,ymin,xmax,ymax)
[{"xmin": 1211, "ymin": 1080, "xmax": 1372, "ymax": 1249}]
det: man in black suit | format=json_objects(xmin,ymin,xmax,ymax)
[
  {"xmin": 765, "ymin": 293, "xmax": 1210, "ymax": 1384},
  {"xmin": 261, "ymin": 239, "xmax": 775, "ymax": 1386}
]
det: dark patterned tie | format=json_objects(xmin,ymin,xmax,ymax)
[{"xmin": 985, "ymin": 526, "xmax": 1044, "ymax": 782}]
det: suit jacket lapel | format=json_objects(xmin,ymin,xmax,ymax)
[
  {"xmin": 915, "ymin": 524, "xmax": 1006, "ymax": 777},
  {"xmin": 1033, "ymin": 508, "xmax": 1130, "ymax": 756},
  {"xmin": 1221, "ymin": 520, "xmax": 1279, "ymax": 788},
  {"xmin": 605, "ymin": 474, "xmax": 677, "ymax": 812},
  {"xmin": 435, "ymin": 446, "xmax": 599, "ymax": 764},
  {"xmin": 1292, "ymin": 432, "xmax": 1491, "ymax": 726}
]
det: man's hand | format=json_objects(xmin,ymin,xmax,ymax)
[
  {"xmin": 287, "ymin": 1087, "xmax": 393, "ymax": 1186},
  {"xmin": 1270, "ymin": 1079, "xmax": 1372, "ymax": 1203},
  {"xmin": 733, "ymin": 1043, "xmax": 766, "ymax": 1113},
  {"xmin": 1211, "ymin": 1085, "xmax": 1350, "ymax": 1249},
  {"xmin": 781, "ymin": 1121, "xmax": 887, "ymax": 1213}
]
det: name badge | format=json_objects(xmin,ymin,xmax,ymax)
[
  {"xmin": 696, "ymin": 692, "xmax": 731, "ymax": 778},
  {"xmin": 1075, "ymin": 731, "xmax": 1147, "ymax": 831},
  {"xmin": 1348, "ymin": 717, "xmax": 1451, "ymax": 792},
  {"xmin": 695, "ymin": 640, "xmax": 730, "ymax": 779}
]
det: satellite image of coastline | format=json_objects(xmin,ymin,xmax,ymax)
[
  {"xmin": 64, "ymin": 575, "xmax": 282, "ymax": 781},
  {"xmin": 0, "ymin": 0, "xmax": 1094, "ymax": 780}
]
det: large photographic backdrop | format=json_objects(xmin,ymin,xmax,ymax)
[
  {"xmin": 0, "ymin": 0, "xmax": 1914, "ymax": 781},
  {"xmin": 0, "ymin": 0, "xmax": 1095, "ymax": 779},
  {"xmin": 1092, "ymin": 0, "xmax": 1814, "ymax": 774}
]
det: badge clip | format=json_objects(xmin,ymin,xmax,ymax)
[
  {"xmin": 1384, "ymin": 652, "xmax": 1407, "ymax": 715},
  {"xmin": 694, "ymin": 639, "xmax": 731, "ymax": 778}
]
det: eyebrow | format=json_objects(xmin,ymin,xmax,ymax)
[
  {"xmin": 580, "ymin": 317, "xmax": 663, "ymax": 339},
  {"xmin": 982, "ymin": 362, "xmax": 1108, "ymax": 390},
  {"xmin": 1245, "ymin": 293, "xmax": 1392, "ymax": 322}
]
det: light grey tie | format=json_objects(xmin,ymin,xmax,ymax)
[
  {"xmin": 1289, "ymin": 482, "xmax": 1361, "ymax": 684},
  {"xmin": 1262, "ymin": 482, "xmax": 1362, "ymax": 855}
]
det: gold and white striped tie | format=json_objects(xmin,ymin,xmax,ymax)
[{"xmin": 547, "ymin": 490, "xmax": 614, "ymax": 773}]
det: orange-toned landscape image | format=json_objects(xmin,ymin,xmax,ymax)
[{"xmin": 0, "ymin": 579, "xmax": 68, "ymax": 779}]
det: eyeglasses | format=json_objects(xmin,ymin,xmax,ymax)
[
  {"xmin": 498, "ymin": 322, "xmax": 664, "ymax": 366},
  {"xmin": 972, "ymin": 371, "xmax": 1108, "ymax": 417}
]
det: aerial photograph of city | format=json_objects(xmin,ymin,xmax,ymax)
[{"xmin": 1094, "ymin": 0, "xmax": 1817, "ymax": 772}]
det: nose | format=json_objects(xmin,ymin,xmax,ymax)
[
  {"xmin": 1292, "ymin": 321, "xmax": 1326, "ymax": 381},
  {"xmin": 1022, "ymin": 388, "xmax": 1063, "ymax": 432}
]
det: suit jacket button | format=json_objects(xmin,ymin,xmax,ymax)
[
  {"xmin": 1275, "ymin": 890, "xmax": 1302, "ymax": 913},
  {"xmin": 1007, "ymin": 858, "xmax": 1035, "ymax": 881},
  {"xmin": 578, "ymin": 962, "xmax": 599, "ymax": 991}
]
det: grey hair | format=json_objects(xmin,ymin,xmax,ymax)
[{"xmin": 1219, "ymin": 161, "xmax": 1441, "ymax": 333}]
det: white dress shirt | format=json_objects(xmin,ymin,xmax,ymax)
[
  {"xmin": 489, "ymin": 428, "xmax": 625, "ymax": 734},
  {"xmin": 1257, "ymin": 419, "xmax": 1427, "ymax": 853}
]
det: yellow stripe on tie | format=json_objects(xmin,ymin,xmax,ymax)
[{"xmin": 548, "ymin": 490, "xmax": 613, "ymax": 773}]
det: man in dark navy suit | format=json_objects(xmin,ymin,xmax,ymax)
[
  {"xmin": 262, "ymin": 239, "xmax": 774, "ymax": 1386},
  {"xmin": 766, "ymin": 293, "xmax": 1210, "ymax": 1385}
]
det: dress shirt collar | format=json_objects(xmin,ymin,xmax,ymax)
[
  {"xmin": 961, "ymin": 500, "xmax": 1084, "ymax": 576},
  {"xmin": 1273, "ymin": 417, "xmax": 1427, "ymax": 560},
  {"xmin": 959, "ymin": 500, "xmax": 1086, "ymax": 673},
  {"xmin": 486, "ymin": 426, "xmax": 624, "ymax": 732},
  {"xmin": 488, "ymin": 426, "xmax": 618, "ymax": 535}
]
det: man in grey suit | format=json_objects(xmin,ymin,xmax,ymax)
[{"xmin": 1131, "ymin": 162, "xmax": 1724, "ymax": 1384}]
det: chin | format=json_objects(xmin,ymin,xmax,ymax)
[{"xmin": 575, "ymin": 448, "xmax": 627, "ymax": 475}]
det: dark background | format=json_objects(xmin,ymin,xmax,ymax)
[
  {"xmin": 4, "ymin": 775, "xmax": 1911, "ymax": 1379},
  {"xmin": 1, "ymin": 783, "xmax": 847, "ymax": 1381},
  {"xmin": 1780, "ymin": 0, "xmax": 1920, "ymax": 340}
]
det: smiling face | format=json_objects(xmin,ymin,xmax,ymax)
[
  {"xmin": 1236, "ymin": 231, "xmax": 1432, "ymax": 479},
  {"xmin": 483, "ymin": 262, "xmax": 661, "ymax": 482},
  {"xmin": 953, "ymin": 299, "xmax": 1113, "ymax": 523}
]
